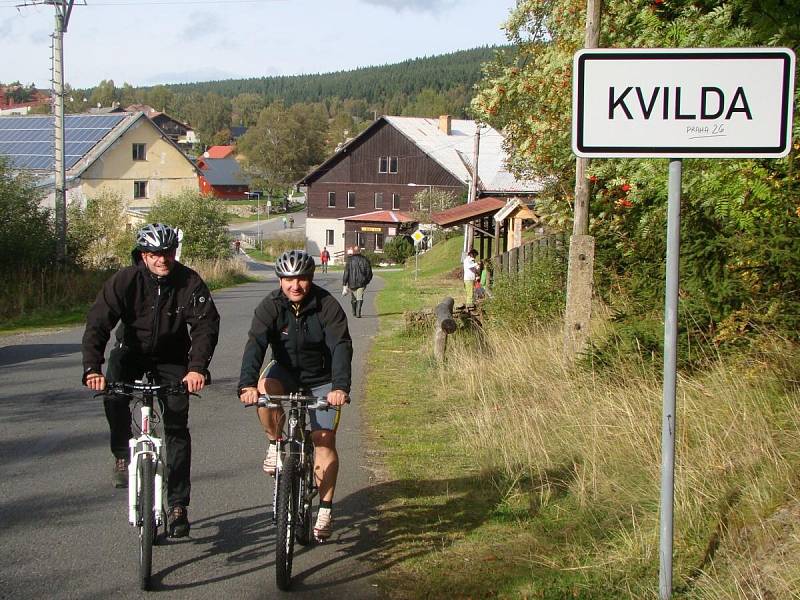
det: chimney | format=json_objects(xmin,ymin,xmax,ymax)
[{"xmin": 438, "ymin": 114, "xmax": 452, "ymax": 135}]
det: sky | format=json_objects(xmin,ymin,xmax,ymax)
[{"xmin": 0, "ymin": 0, "xmax": 516, "ymax": 90}]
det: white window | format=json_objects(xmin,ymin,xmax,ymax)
[
  {"xmin": 378, "ymin": 156, "xmax": 388, "ymax": 173},
  {"xmin": 374, "ymin": 192, "xmax": 383, "ymax": 209},
  {"xmin": 326, "ymin": 229, "xmax": 334, "ymax": 245},
  {"xmin": 356, "ymin": 232, "xmax": 366, "ymax": 248},
  {"xmin": 389, "ymin": 156, "xmax": 398, "ymax": 173},
  {"xmin": 134, "ymin": 180, "xmax": 147, "ymax": 199},
  {"xmin": 392, "ymin": 193, "xmax": 400, "ymax": 210},
  {"xmin": 132, "ymin": 143, "xmax": 146, "ymax": 161},
  {"xmin": 328, "ymin": 191, "xmax": 336, "ymax": 208},
  {"xmin": 375, "ymin": 233, "xmax": 384, "ymax": 250},
  {"xmin": 347, "ymin": 191, "xmax": 356, "ymax": 208}
]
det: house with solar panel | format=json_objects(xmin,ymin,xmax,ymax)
[
  {"xmin": 0, "ymin": 112, "xmax": 198, "ymax": 217},
  {"xmin": 296, "ymin": 115, "xmax": 542, "ymax": 262}
]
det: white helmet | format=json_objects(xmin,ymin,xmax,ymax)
[{"xmin": 275, "ymin": 249, "xmax": 315, "ymax": 278}]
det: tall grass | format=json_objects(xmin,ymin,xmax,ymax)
[
  {"xmin": 184, "ymin": 256, "xmax": 251, "ymax": 289},
  {"xmin": 441, "ymin": 325, "xmax": 800, "ymax": 597}
]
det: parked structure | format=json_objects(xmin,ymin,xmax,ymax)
[
  {"xmin": 0, "ymin": 112, "xmax": 198, "ymax": 216},
  {"xmin": 196, "ymin": 155, "xmax": 250, "ymax": 199},
  {"xmin": 297, "ymin": 115, "xmax": 542, "ymax": 261}
]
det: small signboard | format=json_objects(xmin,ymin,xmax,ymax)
[
  {"xmin": 572, "ymin": 48, "xmax": 795, "ymax": 158},
  {"xmin": 411, "ymin": 229, "xmax": 425, "ymax": 245}
]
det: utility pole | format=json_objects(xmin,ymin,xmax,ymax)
[
  {"xmin": 464, "ymin": 125, "xmax": 481, "ymax": 254},
  {"xmin": 39, "ymin": 0, "xmax": 78, "ymax": 262},
  {"xmin": 563, "ymin": 0, "xmax": 602, "ymax": 357}
]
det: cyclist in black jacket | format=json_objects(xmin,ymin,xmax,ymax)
[
  {"xmin": 238, "ymin": 249, "xmax": 352, "ymax": 541},
  {"xmin": 82, "ymin": 223, "xmax": 220, "ymax": 538}
]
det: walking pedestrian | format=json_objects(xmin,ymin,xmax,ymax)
[
  {"xmin": 288, "ymin": 216, "xmax": 295, "ymax": 229},
  {"xmin": 342, "ymin": 246, "xmax": 372, "ymax": 318},
  {"xmin": 320, "ymin": 246, "xmax": 331, "ymax": 273}
]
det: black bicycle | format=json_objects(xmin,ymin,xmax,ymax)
[
  {"xmin": 256, "ymin": 393, "xmax": 339, "ymax": 590},
  {"xmin": 101, "ymin": 378, "xmax": 193, "ymax": 591}
]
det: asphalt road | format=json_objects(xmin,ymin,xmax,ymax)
[{"xmin": 0, "ymin": 257, "xmax": 383, "ymax": 600}]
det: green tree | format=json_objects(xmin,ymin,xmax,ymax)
[
  {"xmin": 67, "ymin": 188, "xmax": 132, "ymax": 268},
  {"xmin": 232, "ymin": 93, "xmax": 267, "ymax": 127},
  {"xmin": 472, "ymin": 1, "xmax": 800, "ymax": 357},
  {"xmin": 145, "ymin": 85, "xmax": 175, "ymax": 113},
  {"xmin": 383, "ymin": 236, "xmax": 414, "ymax": 264},
  {"xmin": 238, "ymin": 102, "xmax": 327, "ymax": 193},
  {"xmin": 0, "ymin": 158, "xmax": 55, "ymax": 270},
  {"xmin": 147, "ymin": 191, "xmax": 230, "ymax": 261},
  {"xmin": 89, "ymin": 79, "xmax": 118, "ymax": 108}
]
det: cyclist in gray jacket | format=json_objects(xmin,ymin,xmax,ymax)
[{"xmin": 238, "ymin": 249, "xmax": 352, "ymax": 541}]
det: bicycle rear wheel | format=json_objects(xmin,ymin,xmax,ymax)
[
  {"xmin": 296, "ymin": 438, "xmax": 315, "ymax": 546},
  {"xmin": 138, "ymin": 455, "xmax": 155, "ymax": 590},
  {"xmin": 275, "ymin": 454, "xmax": 298, "ymax": 590}
]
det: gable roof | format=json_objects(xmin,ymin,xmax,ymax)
[
  {"xmin": 0, "ymin": 111, "xmax": 197, "ymax": 182},
  {"xmin": 204, "ymin": 145, "xmax": 234, "ymax": 159},
  {"xmin": 197, "ymin": 156, "xmax": 249, "ymax": 187},
  {"xmin": 297, "ymin": 115, "xmax": 543, "ymax": 195},
  {"xmin": 431, "ymin": 196, "xmax": 506, "ymax": 227}
]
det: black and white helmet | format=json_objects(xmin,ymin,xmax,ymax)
[
  {"xmin": 275, "ymin": 249, "xmax": 316, "ymax": 278},
  {"xmin": 135, "ymin": 223, "xmax": 179, "ymax": 253}
]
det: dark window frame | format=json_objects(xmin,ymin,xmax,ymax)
[
  {"xmin": 375, "ymin": 233, "xmax": 384, "ymax": 251},
  {"xmin": 378, "ymin": 156, "xmax": 388, "ymax": 173},
  {"xmin": 133, "ymin": 180, "xmax": 147, "ymax": 199},
  {"xmin": 389, "ymin": 156, "xmax": 398, "ymax": 173},
  {"xmin": 326, "ymin": 229, "xmax": 334, "ymax": 245},
  {"xmin": 132, "ymin": 143, "xmax": 146, "ymax": 161}
]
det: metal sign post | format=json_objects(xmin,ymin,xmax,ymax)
[
  {"xmin": 659, "ymin": 158, "xmax": 682, "ymax": 597},
  {"xmin": 572, "ymin": 47, "xmax": 795, "ymax": 600}
]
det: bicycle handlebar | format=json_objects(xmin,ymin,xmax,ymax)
[
  {"xmin": 99, "ymin": 381, "xmax": 195, "ymax": 398},
  {"xmin": 247, "ymin": 393, "xmax": 350, "ymax": 410}
]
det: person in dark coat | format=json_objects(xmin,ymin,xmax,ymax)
[
  {"xmin": 81, "ymin": 223, "xmax": 220, "ymax": 538},
  {"xmin": 342, "ymin": 246, "xmax": 373, "ymax": 318}
]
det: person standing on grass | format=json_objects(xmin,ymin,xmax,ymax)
[
  {"xmin": 320, "ymin": 246, "xmax": 331, "ymax": 274},
  {"xmin": 463, "ymin": 249, "xmax": 479, "ymax": 307},
  {"xmin": 81, "ymin": 223, "xmax": 220, "ymax": 538},
  {"xmin": 342, "ymin": 246, "xmax": 372, "ymax": 318}
]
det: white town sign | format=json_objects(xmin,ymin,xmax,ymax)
[{"xmin": 572, "ymin": 48, "xmax": 795, "ymax": 158}]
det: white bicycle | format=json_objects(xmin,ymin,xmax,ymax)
[{"xmin": 102, "ymin": 378, "xmax": 193, "ymax": 590}]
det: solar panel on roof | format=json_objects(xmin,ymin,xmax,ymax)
[{"xmin": 0, "ymin": 113, "xmax": 129, "ymax": 171}]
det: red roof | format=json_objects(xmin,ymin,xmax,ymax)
[
  {"xmin": 205, "ymin": 146, "xmax": 234, "ymax": 159},
  {"xmin": 431, "ymin": 197, "xmax": 506, "ymax": 227},
  {"xmin": 340, "ymin": 210, "xmax": 416, "ymax": 223}
]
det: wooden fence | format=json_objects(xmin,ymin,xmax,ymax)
[{"xmin": 490, "ymin": 234, "xmax": 565, "ymax": 277}]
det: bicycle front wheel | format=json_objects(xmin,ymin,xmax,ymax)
[
  {"xmin": 275, "ymin": 454, "xmax": 298, "ymax": 591},
  {"xmin": 138, "ymin": 455, "xmax": 155, "ymax": 591},
  {"xmin": 296, "ymin": 438, "xmax": 315, "ymax": 546}
]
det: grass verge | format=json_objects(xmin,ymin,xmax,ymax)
[{"xmin": 366, "ymin": 236, "xmax": 800, "ymax": 599}]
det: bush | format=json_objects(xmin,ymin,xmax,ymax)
[
  {"xmin": 383, "ymin": 236, "xmax": 414, "ymax": 264},
  {"xmin": 0, "ymin": 158, "xmax": 55, "ymax": 271},
  {"xmin": 68, "ymin": 188, "xmax": 133, "ymax": 269},
  {"xmin": 486, "ymin": 250, "xmax": 566, "ymax": 330},
  {"xmin": 147, "ymin": 191, "xmax": 230, "ymax": 261}
]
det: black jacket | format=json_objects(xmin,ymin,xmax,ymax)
[
  {"xmin": 342, "ymin": 254, "xmax": 373, "ymax": 290},
  {"xmin": 238, "ymin": 284, "xmax": 353, "ymax": 393},
  {"xmin": 81, "ymin": 261, "xmax": 220, "ymax": 380}
]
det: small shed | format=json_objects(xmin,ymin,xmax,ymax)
[
  {"xmin": 430, "ymin": 197, "xmax": 507, "ymax": 259},
  {"xmin": 493, "ymin": 197, "xmax": 539, "ymax": 250},
  {"xmin": 340, "ymin": 209, "xmax": 417, "ymax": 254}
]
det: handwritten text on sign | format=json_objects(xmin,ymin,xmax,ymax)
[{"xmin": 572, "ymin": 48, "xmax": 795, "ymax": 158}]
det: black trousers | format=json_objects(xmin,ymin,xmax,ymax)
[{"xmin": 104, "ymin": 346, "xmax": 191, "ymax": 508}]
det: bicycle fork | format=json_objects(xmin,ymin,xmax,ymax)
[{"xmin": 128, "ymin": 405, "xmax": 164, "ymax": 527}]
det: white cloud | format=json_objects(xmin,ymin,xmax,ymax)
[{"xmin": 360, "ymin": 0, "xmax": 457, "ymax": 14}]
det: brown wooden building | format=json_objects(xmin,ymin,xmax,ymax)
[{"xmin": 298, "ymin": 115, "xmax": 541, "ymax": 262}]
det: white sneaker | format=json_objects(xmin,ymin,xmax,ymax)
[
  {"xmin": 263, "ymin": 443, "xmax": 277, "ymax": 476},
  {"xmin": 314, "ymin": 507, "xmax": 333, "ymax": 541}
]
